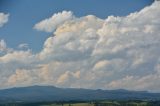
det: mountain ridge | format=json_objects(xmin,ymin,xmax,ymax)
[{"xmin": 0, "ymin": 85, "xmax": 159, "ymax": 103}]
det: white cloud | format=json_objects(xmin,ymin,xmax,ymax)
[
  {"xmin": 0, "ymin": 13, "xmax": 9, "ymax": 54},
  {"xmin": 18, "ymin": 43, "xmax": 29, "ymax": 50},
  {"xmin": 0, "ymin": 13, "xmax": 9, "ymax": 27},
  {"xmin": 0, "ymin": 39, "xmax": 7, "ymax": 52},
  {"xmin": 34, "ymin": 11, "xmax": 74, "ymax": 32},
  {"xmin": 7, "ymin": 69, "xmax": 32, "ymax": 86},
  {"xmin": 107, "ymin": 71, "xmax": 160, "ymax": 91},
  {"xmin": 0, "ymin": 50, "xmax": 34, "ymax": 63},
  {"xmin": 0, "ymin": 1, "xmax": 160, "ymax": 91}
]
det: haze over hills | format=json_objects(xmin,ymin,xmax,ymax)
[{"xmin": 0, "ymin": 86, "xmax": 160, "ymax": 103}]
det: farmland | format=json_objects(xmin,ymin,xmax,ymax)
[{"xmin": 1, "ymin": 100, "xmax": 160, "ymax": 106}]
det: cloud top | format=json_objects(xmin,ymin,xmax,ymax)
[{"xmin": 34, "ymin": 11, "xmax": 74, "ymax": 32}]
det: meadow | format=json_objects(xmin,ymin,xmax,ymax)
[{"xmin": 1, "ymin": 100, "xmax": 160, "ymax": 106}]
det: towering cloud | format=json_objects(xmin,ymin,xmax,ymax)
[{"xmin": 0, "ymin": 1, "xmax": 160, "ymax": 91}]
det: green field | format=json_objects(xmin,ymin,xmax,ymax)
[
  {"xmin": 41, "ymin": 101, "xmax": 156, "ymax": 106},
  {"xmin": 1, "ymin": 100, "xmax": 160, "ymax": 106},
  {"xmin": 40, "ymin": 101, "xmax": 158, "ymax": 106},
  {"xmin": 42, "ymin": 103, "xmax": 94, "ymax": 106}
]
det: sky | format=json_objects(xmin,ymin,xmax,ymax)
[{"xmin": 1, "ymin": 0, "xmax": 160, "ymax": 92}]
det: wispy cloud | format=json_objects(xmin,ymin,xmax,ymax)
[
  {"xmin": 0, "ymin": 13, "xmax": 9, "ymax": 27},
  {"xmin": 18, "ymin": 43, "xmax": 29, "ymax": 50},
  {"xmin": 0, "ymin": 39, "xmax": 7, "ymax": 52}
]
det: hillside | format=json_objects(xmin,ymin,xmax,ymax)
[{"xmin": 0, "ymin": 86, "xmax": 160, "ymax": 103}]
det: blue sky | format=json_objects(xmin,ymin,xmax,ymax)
[{"xmin": 0, "ymin": 0, "xmax": 154, "ymax": 52}]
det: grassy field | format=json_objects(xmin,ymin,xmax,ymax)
[
  {"xmin": 40, "ymin": 101, "xmax": 154, "ymax": 106},
  {"xmin": 42, "ymin": 103, "xmax": 94, "ymax": 106},
  {"xmin": 1, "ymin": 100, "xmax": 160, "ymax": 106}
]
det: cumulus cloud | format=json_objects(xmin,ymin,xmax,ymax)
[
  {"xmin": 7, "ymin": 69, "xmax": 32, "ymax": 86},
  {"xmin": 0, "ymin": 1, "xmax": 160, "ymax": 91},
  {"xmin": 0, "ymin": 13, "xmax": 9, "ymax": 27},
  {"xmin": 34, "ymin": 11, "xmax": 74, "ymax": 32}
]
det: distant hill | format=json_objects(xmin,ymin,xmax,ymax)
[{"xmin": 0, "ymin": 86, "xmax": 160, "ymax": 103}]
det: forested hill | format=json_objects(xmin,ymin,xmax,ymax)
[{"xmin": 0, "ymin": 86, "xmax": 160, "ymax": 103}]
